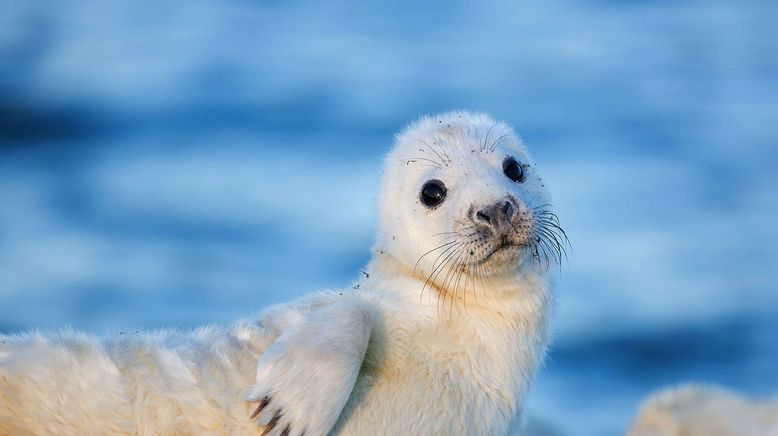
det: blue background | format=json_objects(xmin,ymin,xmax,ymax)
[{"xmin": 1, "ymin": 1, "xmax": 776, "ymax": 434}]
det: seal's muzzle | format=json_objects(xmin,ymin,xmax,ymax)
[{"xmin": 473, "ymin": 197, "xmax": 518, "ymax": 235}]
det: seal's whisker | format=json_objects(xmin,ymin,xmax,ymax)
[
  {"xmin": 431, "ymin": 231, "xmax": 461, "ymax": 237},
  {"xmin": 536, "ymin": 219, "xmax": 570, "ymax": 257},
  {"xmin": 531, "ymin": 233, "xmax": 550, "ymax": 268},
  {"xmin": 421, "ymin": 137, "xmax": 451, "ymax": 163},
  {"xmin": 461, "ymin": 264, "xmax": 468, "ymax": 311},
  {"xmin": 428, "ymin": 242, "xmax": 462, "ymax": 272},
  {"xmin": 448, "ymin": 261, "xmax": 464, "ymax": 319},
  {"xmin": 481, "ymin": 124, "xmax": 496, "ymax": 153},
  {"xmin": 470, "ymin": 261, "xmax": 479, "ymax": 301},
  {"xmin": 406, "ymin": 158, "xmax": 444, "ymax": 169},
  {"xmin": 441, "ymin": 258, "xmax": 460, "ymax": 315},
  {"xmin": 414, "ymin": 240, "xmax": 459, "ymax": 274},
  {"xmin": 536, "ymin": 227, "xmax": 563, "ymax": 263},
  {"xmin": 538, "ymin": 238, "xmax": 551, "ymax": 268},
  {"xmin": 440, "ymin": 253, "xmax": 463, "ymax": 294},
  {"xmin": 539, "ymin": 220, "xmax": 569, "ymax": 268},
  {"xmin": 439, "ymin": 248, "xmax": 465, "ymax": 301},
  {"xmin": 525, "ymin": 195, "xmax": 542, "ymax": 211},
  {"xmin": 535, "ymin": 228, "xmax": 557, "ymax": 264},
  {"xmin": 540, "ymin": 237, "xmax": 559, "ymax": 269},
  {"xmin": 432, "ymin": 140, "xmax": 451, "ymax": 162},
  {"xmin": 535, "ymin": 207, "xmax": 558, "ymax": 214},
  {"xmin": 416, "ymin": 138, "xmax": 449, "ymax": 167},
  {"xmin": 476, "ymin": 258, "xmax": 486, "ymax": 301},
  {"xmin": 449, "ymin": 255, "xmax": 468, "ymax": 304},
  {"xmin": 489, "ymin": 134, "xmax": 510, "ymax": 153},
  {"xmin": 431, "ymin": 247, "xmax": 465, "ymax": 314},
  {"xmin": 463, "ymin": 263, "xmax": 475, "ymax": 311},
  {"xmin": 536, "ymin": 215, "xmax": 561, "ymax": 227},
  {"xmin": 433, "ymin": 233, "xmax": 471, "ymax": 243},
  {"xmin": 419, "ymin": 244, "xmax": 459, "ymax": 302},
  {"xmin": 537, "ymin": 215, "xmax": 566, "ymax": 235},
  {"xmin": 530, "ymin": 242, "xmax": 540, "ymax": 264},
  {"xmin": 418, "ymin": 243, "xmax": 461, "ymax": 304},
  {"xmin": 443, "ymin": 247, "xmax": 468, "ymax": 304},
  {"xmin": 423, "ymin": 244, "xmax": 465, "ymax": 307},
  {"xmin": 536, "ymin": 215, "xmax": 565, "ymax": 233},
  {"xmin": 531, "ymin": 204, "xmax": 570, "ymax": 269},
  {"xmin": 531, "ymin": 203, "xmax": 554, "ymax": 211},
  {"xmin": 536, "ymin": 209, "xmax": 559, "ymax": 223},
  {"xmin": 548, "ymin": 229, "xmax": 568, "ymax": 263}
]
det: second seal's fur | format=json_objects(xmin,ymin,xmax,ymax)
[{"xmin": 0, "ymin": 111, "xmax": 566, "ymax": 435}]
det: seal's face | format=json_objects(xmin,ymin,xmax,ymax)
[{"xmin": 377, "ymin": 111, "xmax": 566, "ymax": 287}]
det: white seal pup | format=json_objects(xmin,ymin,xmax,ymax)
[
  {"xmin": 629, "ymin": 384, "xmax": 778, "ymax": 436},
  {"xmin": 0, "ymin": 111, "xmax": 567, "ymax": 435}
]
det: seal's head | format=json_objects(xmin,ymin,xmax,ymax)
[{"xmin": 376, "ymin": 111, "xmax": 566, "ymax": 287}]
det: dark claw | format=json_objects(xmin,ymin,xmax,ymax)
[
  {"xmin": 261, "ymin": 409, "xmax": 282, "ymax": 436},
  {"xmin": 280, "ymin": 424, "xmax": 290, "ymax": 436},
  {"xmin": 251, "ymin": 396, "xmax": 271, "ymax": 419}
]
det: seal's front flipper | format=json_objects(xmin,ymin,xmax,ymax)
[{"xmin": 246, "ymin": 298, "xmax": 373, "ymax": 436}]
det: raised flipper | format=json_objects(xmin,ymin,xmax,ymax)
[{"xmin": 246, "ymin": 297, "xmax": 373, "ymax": 436}]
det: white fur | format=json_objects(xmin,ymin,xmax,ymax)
[
  {"xmin": 0, "ymin": 111, "xmax": 556, "ymax": 435},
  {"xmin": 629, "ymin": 384, "xmax": 778, "ymax": 436}
]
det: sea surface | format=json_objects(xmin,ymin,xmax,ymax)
[{"xmin": 1, "ymin": 1, "xmax": 776, "ymax": 434}]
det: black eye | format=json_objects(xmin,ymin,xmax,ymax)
[
  {"xmin": 503, "ymin": 157, "xmax": 525, "ymax": 183},
  {"xmin": 420, "ymin": 179, "xmax": 447, "ymax": 208}
]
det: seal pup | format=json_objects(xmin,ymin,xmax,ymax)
[
  {"xmin": 0, "ymin": 111, "xmax": 567, "ymax": 435},
  {"xmin": 629, "ymin": 384, "xmax": 778, "ymax": 436}
]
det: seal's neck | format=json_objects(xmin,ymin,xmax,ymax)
[
  {"xmin": 365, "ymin": 249, "xmax": 549, "ymax": 317},
  {"xmin": 363, "ymin": 248, "xmax": 551, "ymax": 421}
]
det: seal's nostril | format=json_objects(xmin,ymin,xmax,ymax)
[
  {"xmin": 502, "ymin": 201, "xmax": 513, "ymax": 219},
  {"xmin": 476, "ymin": 210, "xmax": 492, "ymax": 224},
  {"xmin": 475, "ymin": 199, "xmax": 516, "ymax": 229}
]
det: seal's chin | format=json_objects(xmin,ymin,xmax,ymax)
[{"xmin": 478, "ymin": 242, "xmax": 525, "ymax": 267}]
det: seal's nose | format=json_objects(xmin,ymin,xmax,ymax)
[{"xmin": 474, "ymin": 199, "xmax": 516, "ymax": 232}]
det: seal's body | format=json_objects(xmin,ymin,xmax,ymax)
[
  {"xmin": 331, "ymin": 258, "xmax": 548, "ymax": 435},
  {"xmin": 0, "ymin": 111, "xmax": 565, "ymax": 435},
  {"xmin": 0, "ymin": 324, "xmax": 269, "ymax": 434}
]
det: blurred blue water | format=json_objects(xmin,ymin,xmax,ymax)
[{"xmin": 1, "ymin": 0, "xmax": 777, "ymax": 434}]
